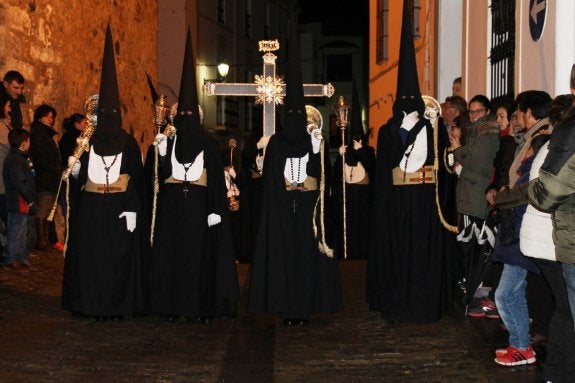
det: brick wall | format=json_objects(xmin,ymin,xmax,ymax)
[{"xmin": 0, "ymin": 0, "xmax": 158, "ymax": 151}]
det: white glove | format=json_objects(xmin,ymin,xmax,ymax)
[
  {"xmin": 228, "ymin": 167, "xmax": 236, "ymax": 179},
  {"xmin": 119, "ymin": 211, "xmax": 137, "ymax": 232},
  {"xmin": 353, "ymin": 140, "xmax": 362, "ymax": 150},
  {"xmin": 339, "ymin": 145, "xmax": 347, "ymax": 156},
  {"xmin": 308, "ymin": 126, "xmax": 322, "ymax": 154},
  {"xmin": 401, "ymin": 110, "xmax": 419, "ymax": 131},
  {"xmin": 207, "ymin": 213, "xmax": 221, "ymax": 227},
  {"xmin": 154, "ymin": 133, "xmax": 168, "ymax": 156},
  {"xmin": 257, "ymin": 135, "xmax": 270, "ymax": 149},
  {"xmin": 68, "ymin": 156, "xmax": 81, "ymax": 178}
]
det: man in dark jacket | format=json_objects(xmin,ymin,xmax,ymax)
[
  {"xmin": 1, "ymin": 71, "xmax": 25, "ymax": 130},
  {"xmin": 528, "ymin": 64, "xmax": 575, "ymax": 332},
  {"xmin": 29, "ymin": 104, "xmax": 63, "ymax": 252}
]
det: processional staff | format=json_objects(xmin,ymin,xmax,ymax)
[
  {"xmin": 150, "ymin": 95, "xmax": 170, "ymax": 246},
  {"xmin": 334, "ymin": 96, "xmax": 350, "ymax": 259}
]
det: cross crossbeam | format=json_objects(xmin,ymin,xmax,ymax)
[{"xmin": 204, "ymin": 39, "xmax": 334, "ymax": 138}]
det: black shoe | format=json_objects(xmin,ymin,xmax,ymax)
[
  {"xmin": 160, "ymin": 314, "xmax": 178, "ymax": 322},
  {"xmin": 71, "ymin": 311, "xmax": 90, "ymax": 319},
  {"xmin": 283, "ymin": 318, "xmax": 309, "ymax": 326},
  {"xmin": 187, "ymin": 316, "xmax": 212, "ymax": 324}
]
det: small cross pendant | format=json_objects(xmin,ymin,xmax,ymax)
[
  {"xmin": 183, "ymin": 183, "xmax": 189, "ymax": 198},
  {"xmin": 292, "ymin": 199, "xmax": 297, "ymax": 213}
]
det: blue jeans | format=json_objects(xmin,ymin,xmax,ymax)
[
  {"xmin": 5, "ymin": 212, "xmax": 29, "ymax": 264},
  {"xmin": 562, "ymin": 263, "xmax": 575, "ymax": 333},
  {"xmin": 495, "ymin": 264, "xmax": 530, "ymax": 350}
]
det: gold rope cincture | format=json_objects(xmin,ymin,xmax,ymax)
[
  {"xmin": 341, "ymin": 133, "xmax": 348, "ymax": 259},
  {"xmin": 63, "ymin": 180, "xmax": 71, "ymax": 255},
  {"xmin": 432, "ymin": 110, "xmax": 459, "ymax": 233},
  {"xmin": 150, "ymin": 145, "xmax": 160, "ymax": 246},
  {"xmin": 313, "ymin": 140, "xmax": 334, "ymax": 258}
]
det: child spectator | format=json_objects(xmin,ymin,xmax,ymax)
[{"xmin": 2, "ymin": 129, "xmax": 36, "ymax": 270}]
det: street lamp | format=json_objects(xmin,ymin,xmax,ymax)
[{"xmin": 217, "ymin": 62, "xmax": 229, "ymax": 81}]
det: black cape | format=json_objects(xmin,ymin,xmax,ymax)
[
  {"xmin": 62, "ymin": 133, "xmax": 144, "ymax": 316},
  {"xmin": 331, "ymin": 145, "xmax": 376, "ymax": 259},
  {"xmin": 148, "ymin": 137, "xmax": 239, "ymax": 317},
  {"xmin": 248, "ymin": 135, "xmax": 342, "ymax": 319},
  {"xmin": 237, "ymin": 135, "xmax": 265, "ymax": 263},
  {"xmin": 366, "ymin": 116, "xmax": 455, "ymax": 323},
  {"xmin": 59, "ymin": 127, "xmax": 86, "ymax": 312}
]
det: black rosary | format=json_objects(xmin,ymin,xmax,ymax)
[
  {"xmin": 182, "ymin": 163, "xmax": 192, "ymax": 197},
  {"xmin": 402, "ymin": 143, "xmax": 415, "ymax": 182},
  {"xmin": 100, "ymin": 154, "xmax": 119, "ymax": 194},
  {"xmin": 289, "ymin": 158, "xmax": 302, "ymax": 213},
  {"xmin": 289, "ymin": 158, "xmax": 302, "ymax": 188}
]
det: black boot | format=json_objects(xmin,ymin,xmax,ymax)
[{"xmin": 35, "ymin": 218, "xmax": 54, "ymax": 252}]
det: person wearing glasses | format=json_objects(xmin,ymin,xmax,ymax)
[
  {"xmin": 450, "ymin": 95, "xmax": 500, "ymax": 222},
  {"xmin": 449, "ymin": 94, "xmax": 501, "ymax": 317}
]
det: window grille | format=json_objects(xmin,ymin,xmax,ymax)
[{"xmin": 490, "ymin": 0, "xmax": 515, "ymax": 106}]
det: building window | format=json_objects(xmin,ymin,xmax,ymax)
[
  {"xmin": 490, "ymin": 0, "xmax": 516, "ymax": 105},
  {"xmin": 218, "ymin": 0, "xmax": 225, "ymax": 24},
  {"xmin": 245, "ymin": 0, "xmax": 252, "ymax": 38},
  {"xmin": 376, "ymin": 0, "xmax": 389, "ymax": 62},
  {"xmin": 410, "ymin": 0, "xmax": 421, "ymax": 37}
]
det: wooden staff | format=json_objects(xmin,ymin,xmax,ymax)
[
  {"xmin": 334, "ymin": 96, "xmax": 350, "ymax": 259},
  {"xmin": 150, "ymin": 95, "xmax": 169, "ymax": 246}
]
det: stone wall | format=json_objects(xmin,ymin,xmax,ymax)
[{"xmin": 0, "ymin": 0, "xmax": 159, "ymax": 151}]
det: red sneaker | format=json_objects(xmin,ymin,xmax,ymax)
[
  {"xmin": 494, "ymin": 346, "xmax": 536, "ymax": 366},
  {"xmin": 495, "ymin": 345, "xmax": 537, "ymax": 357},
  {"xmin": 52, "ymin": 242, "xmax": 65, "ymax": 252}
]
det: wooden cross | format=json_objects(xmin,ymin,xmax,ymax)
[{"xmin": 204, "ymin": 39, "xmax": 335, "ymax": 139}]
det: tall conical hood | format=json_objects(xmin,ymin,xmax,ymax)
[
  {"xmin": 174, "ymin": 27, "xmax": 205, "ymax": 164},
  {"xmin": 146, "ymin": 72, "xmax": 159, "ymax": 104},
  {"xmin": 392, "ymin": 0, "xmax": 425, "ymax": 118},
  {"xmin": 92, "ymin": 22, "xmax": 125, "ymax": 156},
  {"xmin": 280, "ymin": 13, "xmax": 311, "ymax": 157},
  {"xmin": 350, "ymin": 80, "xmax": 364, "ymax": 143}
]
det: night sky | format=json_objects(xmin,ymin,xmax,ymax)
[{"xmin": 298, "ymin": 0, "xmax": 368, "ymax": 24}]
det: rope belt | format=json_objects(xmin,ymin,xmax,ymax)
[
  {"xmin": 392, "ymin": 165, "xmax": 436, "ymax": 185},
  {"xmin": 84, "ymin": 174, "xmax": 130, "ymax": 193},
  {"xmin": 164, "ymin": 169, "xmax": 207, "ymax": 187},
  {"xmin": 285, "ymin": 176, "xmax": 318, "ymax": 191}
]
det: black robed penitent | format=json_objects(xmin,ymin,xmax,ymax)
[
  {"xmin": 147, "ymin": 27, "xmax": 239, "ymax": 318},
  {"xmin": 61, "ymin": 23, "xmax": 145, "ymax": 317},
  {"xmin": 365, "ymin": 0, "xmax": 455, "ymax": 323},
  {"xmin": 248, "ymin": 13, "xmax": 341, "ymax": 320}
]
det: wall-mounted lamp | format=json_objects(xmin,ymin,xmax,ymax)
[{"xmin": 217, "ymin": 62, "xmax": 230, "ymax": 81}]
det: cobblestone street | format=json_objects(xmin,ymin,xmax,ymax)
[{"xmin": 0, "ymin": 251, "xmax": 544, "ymax": 382}]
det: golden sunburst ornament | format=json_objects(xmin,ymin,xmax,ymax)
[{"xmin": 255, "ymin": 75, "xmax": 285, "ymax": 105}]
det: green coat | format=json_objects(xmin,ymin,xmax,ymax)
[
  {"xmin": 454, "ymin": 116, "xmax": 500, "ymax": 219},
  {"xmin": 528, "ymin": 114, "xmax": 575, "ymax": 264}
]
